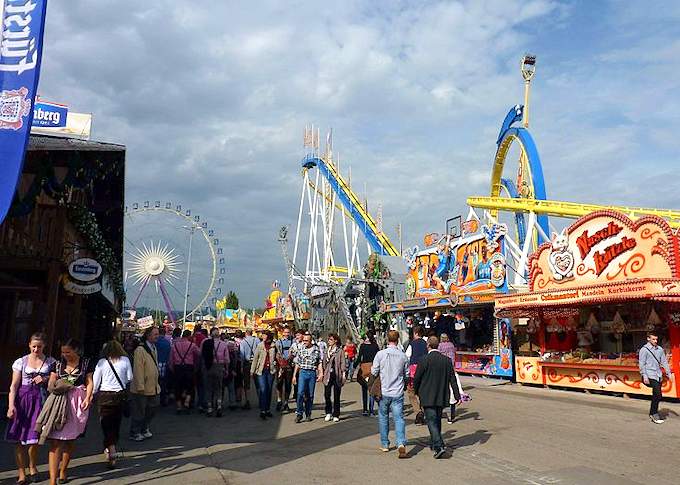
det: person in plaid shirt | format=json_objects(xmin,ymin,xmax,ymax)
[{"xmin": 292, "ymin": 333, "xmax": 322, "ymax": 422}]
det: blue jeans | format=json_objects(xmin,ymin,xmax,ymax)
[
  {"xmin": 378, "ymin": 394, "xmax": 406, "ymax": 448},
  {"xmin": 296, "ymin": 369, "xmax": 316, "ymax": 417},
  {"xmin": 257, "ymin": 369, "xmax": 274, "ymax": 412},
  {"xmin": 346, "ymin": 358, "xmax": 355, "ymax": 380}
]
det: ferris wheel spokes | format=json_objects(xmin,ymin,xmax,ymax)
[{"xmin": 124, "ymin": 201, "xmax": 226, "ymax": 324}]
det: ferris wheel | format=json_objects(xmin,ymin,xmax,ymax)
[{"xmin": 124, "ymin": 201, "xmax": 226, "ymax": 324}]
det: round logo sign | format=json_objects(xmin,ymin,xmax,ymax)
[
  {"xmin": 489, "ymin": 253, "xmax": 506, "ymax": 287},
  {"xmin": 68, "ymin": 258, "xmax": 102, "ymax": 283}
]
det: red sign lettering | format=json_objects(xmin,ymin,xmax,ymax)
[
  {"xmin": 575, "ymin": 221, "xmax": 623, "ymax": 259},
  {"xmin": 593, "ymin": 237, "xmax": 637, "ymax": 275}
]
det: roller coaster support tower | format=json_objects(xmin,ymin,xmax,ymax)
[{"xmin": 290, "ymin": 126, "xmax": 399, "ymax": 293}]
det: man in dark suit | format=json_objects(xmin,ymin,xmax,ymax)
[{"xmin": 413, "ymin": 335, "xmax": 461, "ymax": 458}]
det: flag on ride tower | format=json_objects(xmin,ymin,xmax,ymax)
[{"xmin": 0, "ymin": 0, "xmax": 49, "ymax": 224}]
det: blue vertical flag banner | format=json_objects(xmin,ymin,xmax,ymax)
[{"xmin": 0, "ymin": 0, "xmax": 49, "ymax": 224}]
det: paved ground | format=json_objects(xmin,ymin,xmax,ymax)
[{"xmin": 1, "ymin": 376, "xmax": 679, "ymax": 485}]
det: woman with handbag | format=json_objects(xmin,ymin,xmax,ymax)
[
  {"xmin": 251, "ymin": 331, "xmax": 278, "ymax": 420},
  {"xmin": 5, "ymin": 332, "xmax": 55, "ymax": 485},
  {"xmin": 357, "ymin": 332, "xmax": 379, "ymax": 416},
  {"xmin": 93, "ymin": 340, "xmax": 133, "ymax": 468},
  {"xmin": 322, "ymin": 333, "xmax": 347, "ymax": 422}
]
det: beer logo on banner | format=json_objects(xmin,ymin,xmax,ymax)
[
  {"xmin": 548, "ymin": 229, "xmax": 575, "ymax": 281},
  {"xmin": 0, "ymin": 87, "xmax": 32, "ymax": 130},
  {"xmin": 68, "ymin": 258, "xmax": 103, "ymax": 282},
  {"xmin": 64, "ymin": 258, "xmax": 102, "ymax": 294}
]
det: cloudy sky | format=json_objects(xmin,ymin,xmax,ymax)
[{"xmin": 39, "ymin": 1, "xmax": 680, "ymax": 307}]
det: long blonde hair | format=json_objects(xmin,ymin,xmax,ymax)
[{"xmin": 102, "ymin": 340, "xmax": 128, "ymax": 360}]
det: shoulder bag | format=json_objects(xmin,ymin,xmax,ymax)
[
  {"xmin": 644, "ymin": 347, "xmax": 668, "ymax": 381},
  {"xmin": 106, "ymin": 359, "xmax": 131, "ymax": 417}
]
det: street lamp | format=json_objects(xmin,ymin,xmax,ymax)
[
  {"xmin": 520, "ymin": 54, "xmax": 536, "ymax": 128},
  {"xmin": 181, "ymin": 222, "xmax": 198, "ymax": 324}
]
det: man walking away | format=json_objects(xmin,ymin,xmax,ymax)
[
  {"xmin": 130, "ymin": 327, "xmax": 161, "ymax": 441},
  {"xmin": 292, "ymin": 333, "xmax": 322, "ymax": 422},
  {"xmin": 413, "ymin": 336, "xmax": 461, "ymax": 459},
  {"xmin": 405, "ymin": 326, "xmax": 427, "ymax": 424},
  {"xmin": 639, "ymin": 332, "xmax": 673, "ymax": 424},
  {"xmin": 239, "ymin": 329, "xmax": 260, "ymax": 410},
  {"xmin": 201, "ymin": 327, "xmax": 230, "ymax": 417},
  {"xmin": 371, "ymin": 330, "xmax": 409, "ymax": 459}
]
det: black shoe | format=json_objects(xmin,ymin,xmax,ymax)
[
  {"xmin": 242, "ymin": 401, "xmax": 251, "ymax": 410},
  {"xmin": 295, "ymin": 414, "xmax": 303, "ymax": 423},
  {"xmin": 282, "ymin": 403, "xmax": 290, "ymax": 413},
  {"xmin": 305, "ymin": 415, "xmax": 312, "ymax": 422},
  {"xmin": 433, "ymin": 448, "xmax": 446, "ymax": 459},
  {"xmin": 260, "ymin": 412, "xmax": 266, "ymax": 420},
  {"xmin": 275, "ymin": 401, "xmax": 282, "ymax": 412},
  {"xmin": 216, "ymin": 408, "xmax": 223, "ymax": 418},
  {"xmin": 362, "ymin": 410, "xmax": 369, "ymax": 416},
  {"xmin": 265, "ymin": 411, "xmax": 273, "ymax": 418},
  {"xmin": 228, "ymin": 405, "xmax": 237, "ymax": 411}
]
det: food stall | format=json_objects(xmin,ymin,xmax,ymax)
[
  {"xmin": 497, "ymin": 210, "xmax": 680, "ymax": 397},
  {"xmin": 258, "ymin": 281, "xmax": 296, "ymax": 337},
  {"xmin": 385, "ymin": 221, "xmax": 513, "ymax": 378}
]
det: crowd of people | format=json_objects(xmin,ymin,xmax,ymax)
[{"xmin": 5, "ymin": 323, "xmax": 467, "ymax": 484}]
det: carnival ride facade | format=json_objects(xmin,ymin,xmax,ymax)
[
  {"xmin": 123, "ymin": 201, "xmax": 226, "ymax": 329},
  {"xmin": 462, "ymin": 56, "xmax": 680, "ymax": 393}
]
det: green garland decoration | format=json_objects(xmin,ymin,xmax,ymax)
[
  {"xmin": 10, "ymin": 152, "xmax": 123, "ymax": 217},
  {"xmin": 66, "ymin": 205, "xmax": 125, "ymax": 302}
]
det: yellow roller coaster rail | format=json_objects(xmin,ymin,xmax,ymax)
[
  {"xmin": 312, "ymin": 157, "xmax": 400, "ymax": 257},
  {"xmin": 467, "ymin": 196, "xmax": 680, "ymax": 228}
]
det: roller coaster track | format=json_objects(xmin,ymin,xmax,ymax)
[
  {"xmin": 302, "ymin": 155, "xmax": 399, "ymax": 256},
  {"xmin": 467, "ymin": 196, "xmax": 680, "ymax": 228}
]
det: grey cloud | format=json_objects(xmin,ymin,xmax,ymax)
[{"xmin": 38, "ymin": 1, "xmax": 680, "ymax": 306}]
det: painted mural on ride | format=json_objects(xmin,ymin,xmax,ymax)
[
  {"xmin": 403, "ymin": 221, "xmax": 509, "ymax": 301},
  {"xmin": 401, "ymin": 221, "xmax": 513, "ymax": 377}
]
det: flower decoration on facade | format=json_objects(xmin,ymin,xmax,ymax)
[{"xmin": 67, "ymin": 205, "xmax": 125, "ymax": 302}]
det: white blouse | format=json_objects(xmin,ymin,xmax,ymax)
[{"xmin": 93, "ymin": 356, "xmax": 133, "ymax": 392}]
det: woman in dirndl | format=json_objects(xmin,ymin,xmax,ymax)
[
  {"xmin": 47, "ymin": 339, "xmax": 94, "ymax": 485},
  {"xmin": 6, "ymin": 332, "xmax": 55, "ymax": 484}
]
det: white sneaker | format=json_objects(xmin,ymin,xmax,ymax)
[
  {"xmin": 130, "ymin": 433, "xmax": 145, "ymax": 442},
  {"xmin": 650, "ymin": 415, "xmax": 665, "ymax": 424},
  {"xmin": 333, "ymin": 417, "xmax": 340, "ymax": 423},
  {"xmin": 142, "ymin": 430, "xmax": 153, "ymax": 439},
  {"xmin": 324, "ymin": 414, "xmax": 332, "ymax": 422}
]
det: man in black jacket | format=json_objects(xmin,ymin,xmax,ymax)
[{"xmin": 413, "ymin": 336, "xmax": 461, "ymax": 458}]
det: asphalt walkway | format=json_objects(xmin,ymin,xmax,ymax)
[{"xmin": 1, "ymin": 377, "xmax": 678, "ymax": 484}]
